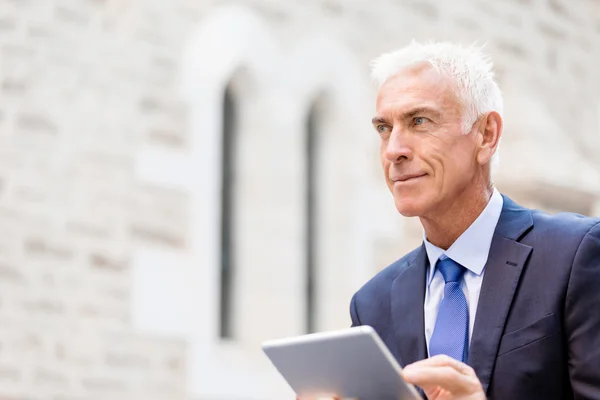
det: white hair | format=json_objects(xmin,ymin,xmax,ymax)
[{"xmin": 371, "ymin": 40, "xmax": 503, "ymax": 171}]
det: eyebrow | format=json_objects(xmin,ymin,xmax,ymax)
[
  {"xmin": 371, "ymin": 116, "xmax": 388, "ymax": 125},
  {"xmin": 372, "ymin": 107, "xmax": 442, "ymax": 125}
]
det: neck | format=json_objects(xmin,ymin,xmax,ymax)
[{"xmin": 420, "ymin": 182, "xmax": 494, "ymax": 250}]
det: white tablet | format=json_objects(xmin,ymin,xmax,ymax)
[{"xmin": 262, "ymin": 325, "xmax": 421, "ymax": 400}]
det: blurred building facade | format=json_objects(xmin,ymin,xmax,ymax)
[{"xmin": 0, "ymin": 0, "xmax": 599, "ymax": 399}]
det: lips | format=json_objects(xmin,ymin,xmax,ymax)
[{"xmin": 393, "ymin": 173, "xmax": 427, "ymax": 182}]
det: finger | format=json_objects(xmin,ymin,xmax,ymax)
[
  {"xmin": 404, "ymin": 355, "xmax": 475, "ymax": 376},
  {"xmin": 402, "ymin": 365, "xmax": 478, "ymax": 393}
]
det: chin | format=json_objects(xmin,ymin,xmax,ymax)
[{"xmin": 393, "ymin": 198, "xmax": 426, "ymax": 217}]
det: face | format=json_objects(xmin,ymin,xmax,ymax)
[{"xmin": 373, "ymin": 64, "xmax": 484, "ymax": 218}]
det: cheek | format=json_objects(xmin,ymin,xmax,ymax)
[
  {"xmin": 379, "ymin": 139, "xmax": 387, "ymax": 155},
  {"xmin": 434, "ymin": 151, "xmax": 475, "ymax": 189},
  {"xmin": 452, "ymin": 141, "xmax": 479, "ymax": 173},
  {"xmin": 379, "ymin": 142, "xmax": 389, "ymax": 171},
  {"xmin": 427, "ymin": 133, "xmax": 474, "ymax": 174},
  {"xmin": 421, "ymin": 141, "xmax": 446, "ymax": 176}
]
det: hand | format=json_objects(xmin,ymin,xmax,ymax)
[{"xmin": 401, "ymin": 355, "xmax": 485, "ymax": 400}]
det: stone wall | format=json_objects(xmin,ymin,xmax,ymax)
[
  {"xmin": 0, "ymin": 0, "xmax": 598, "ymax": 399},
  {"xmin": 0, "ymin": 0, "xmax": 190, "ymax": 398}
]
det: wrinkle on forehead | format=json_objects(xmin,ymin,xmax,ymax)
[{"xmin": 376, "ymin": 63, "xmax": 463, "ymax": 119}]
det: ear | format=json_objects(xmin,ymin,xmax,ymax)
[{"xmin": 476, "ymin": 111, "xmax": 502, "ymax": 166}]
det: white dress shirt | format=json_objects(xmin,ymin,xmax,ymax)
[{"xmin": 423, "ymin": 188, "xmax": 504, "ymax": 355}]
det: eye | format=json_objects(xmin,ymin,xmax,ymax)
[
  {"xmin": 414, "ymin": 117, "xmax": 429, "ymax": 125},
  {"xmin": 376, "ymin": 124, "xmax": 391, "ymax": 134}
]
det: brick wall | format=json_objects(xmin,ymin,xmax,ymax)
[
  {"xmin": 0, "ymin": 0, "xmax": 191, "ymax": 398},
  {"xmin": 0, "ymin": 0, "xmax": 598, "ymax": 399}
]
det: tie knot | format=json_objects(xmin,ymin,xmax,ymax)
[{"xmin": 436, "ymin": 257, "xmax": 466, "ymax": 283}]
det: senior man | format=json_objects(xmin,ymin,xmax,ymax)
[{"xmin": 305, "ymin": 41, "xmax": 600, "ymax": 400}]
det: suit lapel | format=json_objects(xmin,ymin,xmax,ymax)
[
  {"xmin": 468, "ymin": 196, "xmax": 534, "ymax": 392},
  {"xmin": 391, "ymin": 245, "xmax": 428, "ymax": 367}
]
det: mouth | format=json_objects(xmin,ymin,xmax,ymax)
[{"xmin": 394, "ymin": 173, "xmax": 427, "ymax": 183}]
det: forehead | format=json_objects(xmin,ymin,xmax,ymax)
[{"xmin": 375, "ymin": 64, "xmax": 461, "ymax": 117}]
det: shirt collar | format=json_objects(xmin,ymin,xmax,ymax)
[{"xmin": 423, "ymin": 188, "xmax": 504, "ymax": 285}]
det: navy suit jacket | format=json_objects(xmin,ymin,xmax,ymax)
[{"xmin": 350, "ymin": 195, "xmax": 600, "ymax": 399}]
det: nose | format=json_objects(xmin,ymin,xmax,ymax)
[{"xmin": 384, "ymin": 128, "xmax": 413, "ymax": 163}]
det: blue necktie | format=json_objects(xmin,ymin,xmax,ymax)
[{"xmin": 429, "ymin": 257, "xmax": 469, "ymax": 362}]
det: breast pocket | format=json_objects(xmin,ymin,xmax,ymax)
[{"xmin": 497, "ymin": 313, "xmax": 558, "ymax": 357}]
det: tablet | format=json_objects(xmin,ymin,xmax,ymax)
[{"xmin": 262, "ymin": 325, "xmax": 421, "ymax": 400}]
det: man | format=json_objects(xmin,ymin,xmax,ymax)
[{"xmin": 315, "ymin": 41, "xmax": 600, "ymax": 399}]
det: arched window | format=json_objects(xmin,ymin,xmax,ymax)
[{"xmin": 219, "ymin": 83, "xmax": 237, "ymax": 339}]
